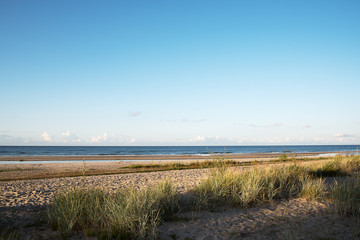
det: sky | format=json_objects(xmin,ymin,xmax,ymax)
[{"xmin": 0, "ymin": 0, "xmax": 359, "ymax": 146}]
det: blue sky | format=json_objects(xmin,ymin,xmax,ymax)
[{"xmin": 1, "ymin": 0, "xmax": 359, "ymax": 146}]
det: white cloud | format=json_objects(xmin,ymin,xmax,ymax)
[
  {"xmin": 189, "ymin": 136, "xmax": 206, "ymax": 142},
  {"xmin": 60, "ymin": 131, "xmax": 80, "ymax": 143},
  {"xmin": 87, "ymin": 133, "xmax": 138, "ymax": 145},
  {"xmin": 185, "ymin": 136, "xmax": 240, "ymax": 145},
  {"xmin": 91, "ymin": 133, "xmax": 108, "ymax": 143},
  {"xmin": 303, "ymin": 125, "xmax": 311, "ymax": 128},
  {"xmin": 61, "ymin": 131, "xmax": 71, "ymax": 137},
  {"xmin": 42, "ymin": 131, "xmax": 51, "ymax": 142},
  {"xmin": 333, "ymin": 133, "xmax": 353, "ymax": 138},
  {"xmin": 333, "ymin": 133, "xmax": 360, "ymax": 143}
]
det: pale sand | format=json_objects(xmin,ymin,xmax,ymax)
[
  {"xmin": 158, "ymin": 199, "xmax": 333, "ymax": 240},
  {"xmin": 0, "ymin": 167, "xmax": 209, "ymax": 208},
  {"xmin": 0, "ymin": 157, "xmax": 357, "ymax": 239}
]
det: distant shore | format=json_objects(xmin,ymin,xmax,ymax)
[
  {"xmin": 0, "ymin": 151, "xmax": 351, "ymax": 162},
  {"xmin": 0, "ymin": 151, "xmax": 353, "ymax": 181}
]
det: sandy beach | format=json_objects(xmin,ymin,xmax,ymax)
[{"xmin": 0, "ymin": 153, "xmax": 358, "ymax": 239}]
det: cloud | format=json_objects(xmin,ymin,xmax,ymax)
[
  {"xmin": 61, "ymin": 131, "xmax": 71, "ymax": 137},
  {"xmin": 42, "ymin": 131, "xmax": 51, "ymax": 142},
  {"xmin": 303, "ymin": 125, "xmax": 311, "ymax": 128},
  {"xmin": 332, "ymin": 133, "xmax": 360, "ymax": 143},
  {"xmin": 91, "ymin": 133, "xmax": 108, "ymax": 143},
  {"xmin": 89, "ymin": 133, "xmax": 137, "ymax": 145},
  {"xmin": 186, "ymin": 136, "xmax": 239, "ymax": 145},
  {"xmin": 249, "ymin": 123, "xmax": 283, "ymax": 128},
  {"xmin": 128, "ymin": 112, "xmax": 141, "ymax": 117},
  {"xmin": 0, "ymin": 130, "xmax": 10, "ymax": 133},
  {"xmin": 189, "ymin": 136, "xmax": 206, "ymax": 142},
  {"xmin": 60, "ymin": 131, "xmax": 80, "ymax": 143},
  {"xmin": 182, "ymin": 118, "xmax": 206, "ymax": 123},
  {"xmin": 333, "ymin": 133, "xmax": 354, "ymax": 138}
]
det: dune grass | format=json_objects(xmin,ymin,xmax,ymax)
[
  {"xmin": 47, "ymin": 154, "xmax": 360, "ymax": 239},
  {"xmin": 123, "ymin": 159, "xmax": 240, "ymax": 171},
  {"xmin": 309, "ymin": 154, "xmax": 360, "ymax": 177},
  {"xmin": 47, "ymin": 180, "xmax": 180, "ymax": 239},
  {"xmin": 0, "ymin": 228, "xmax": 21, "ymax": 240},
  {"xmin": 331, "ymin": 177, "xmax": 360, "ymax": 218},
  {"xmin": 190, "ymin": 163, "xmax": 327, "ymax": 210}
]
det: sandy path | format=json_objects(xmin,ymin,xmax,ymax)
[{"xmin": 158, "ymin": 199, "xmax": 332, "ymax": 240}]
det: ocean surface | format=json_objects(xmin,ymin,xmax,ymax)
[{"xmin": 0, "ymin": 145, "xmax": 359, "ymax": 156}]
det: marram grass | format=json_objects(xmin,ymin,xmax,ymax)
[
  {"xmin": 190, "ymin": 163, "xmax": 327, "ymax": 210},
  {"xmin": 331, "ymin": 177, "xmax": 360, "ymax": 217},
  {"xmin": 47, "ymin": 180, "xmax": 180, "ymax": 239},
  {"xmin": 309, "ymin": 154, "xmax": 360, "ymax": 177}
]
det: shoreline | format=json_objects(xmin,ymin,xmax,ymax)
[
  {"xmin": 0, "ymin": 151, "xmax": 352, "ymax": 162},
  {"xmin": 0, "ymin": 152, "xmax": 351, "ymax": 181}
]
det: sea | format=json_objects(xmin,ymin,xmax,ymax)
[{"xmin": 0, "ymin": 145, "xmax": 359, "ymax": 156}]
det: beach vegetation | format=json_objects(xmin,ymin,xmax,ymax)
[
  {"xmin": 279, "ymin": 154, "xmax": 287, "ymax": 161},
  {"xmin": 279, "ymin": 147, "xmax": 298, "ymax": 162},
  {"xmin": 123, "ymin": 159, "xmax": 239, "ymax": 171},
  {"xmin": 46, "ymin": 154, "xmax": 360, "ymax": 239},
  {"xmin": 190, "ymin": 163, "xmax": 325, "ymax": 210},
  {"xmin": 330, "ymin": 177, "xmax": 360, "ymax": 217},
  {"xmin": 0, "ymin": 227, "xmax": 21, "ymax": 240},
  {"xmin": 309, "ymin": 154, "xmax": 360, "ymax": 177},
  {"xmin": 47, "ymin": 180, "xmax": 180, "ymax": 239}
]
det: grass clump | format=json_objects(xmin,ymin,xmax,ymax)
[
  {"xmin": 47, "ymin": 180, "xmax": 180, "ymax": 239},
  {"xmin": 191, "ymin": 163, "xmax": 324, "ymax": 210},
  {"xmin": 309, "ymin": 155, "xmax": 360, "ymax": 177},
  {"xmin": 330, "ymin": 177, "xmax": 360, "ymax": 217},
  {"xmin": 123, "ymin": 159, "xmax": 239, "ymax": 171},
  {"xmin": 300, "ymin": 177, "xmax": 327, "ymax": 201},
  {"xmin": 0, "ymin": 228, "xmax": 21, "ymax": 240}
]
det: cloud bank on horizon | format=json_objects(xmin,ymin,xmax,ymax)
[{"xmin": 0, "ymin": 0, "xmax": 359, "ymax": 146}]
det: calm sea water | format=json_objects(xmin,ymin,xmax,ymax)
[{"xmin": 0, "ymin": 145, "xmax": 359, "ymax": 156}]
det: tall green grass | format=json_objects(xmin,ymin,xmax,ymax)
[
  {"xmin": 0, "ymin": 228, "xmax": 21, "ymax": 240},
  {"xmin": 47, "ymin": 180, "xmax": 180, "ymax": 239},
  {"xmin": 331, "ymin": 177, "xmax": 360, "ymax": 217},
  {"xmin": 309, "ymin": 154, "xmax": 360, "ymax": 177},
  {"xmin": 191, "ymin": 164, "xmax": 326, "ymax": 210},
  {"xmin": 124, "ymin": 159, "xmax": 239, "ymax": 171}
]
